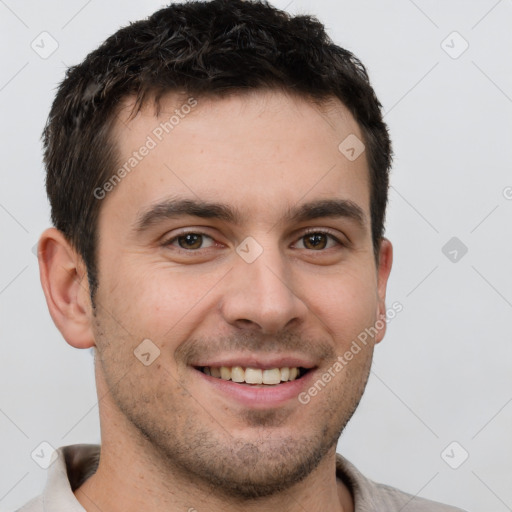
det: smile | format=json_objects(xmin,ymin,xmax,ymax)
[{"xmin": 197, "ymin": 366, "xmax": 310, "ymax": 385}]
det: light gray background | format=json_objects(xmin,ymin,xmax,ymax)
[{"xmin": 1, "ymin": 1, "xmax": 511, "ymax": 511}]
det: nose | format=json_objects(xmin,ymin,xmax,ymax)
[{"xmin": 219, "ymin": 243, "xmax": 309, "ymax": 334}]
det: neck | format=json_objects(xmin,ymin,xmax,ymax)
[
  {"xmin": 74, "ymin": 372, "xmax": 353, "ymax": 512},
  {"xmin": 74, "ymin": 438, "xmax": 353, "ymax": 512}
]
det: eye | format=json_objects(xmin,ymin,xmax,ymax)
[
  {"xmin": 162, "ymin": 229, "xmax": 345, "ymax": 253},
  {"xmin": 295, "ymin": 230, "xmax": 343, "ymax": 250},
  {"xmin": 164, "ymin": 232, "xmax": 216, "ymax": 250}
]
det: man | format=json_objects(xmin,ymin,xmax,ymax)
[{"xmin": 19, "ymin": 0, "xmax": 466, "ymax": 510}]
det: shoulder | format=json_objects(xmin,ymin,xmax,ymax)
[
  {"xmin": 373, "ymin": 480, "xmax": 467, "ymax": 511},
  {"xmin": 14, "ymin": 443, "xmax": 100, "ymax": 512},
  {"xmin": 336, "ymin": 453, "xmax": 467, "ymax": 511},
  {"xmin": 15, "ymin": 494, "xmax": 44, "ymax": 512}
]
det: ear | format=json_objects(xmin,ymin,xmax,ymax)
[
  {"xmin": 38, "ymin": 227, "xmax": 95, "ymax": 349},
  {"xmin": 374, "ymin": 237, "xmax": 393, "ymax": 344}
]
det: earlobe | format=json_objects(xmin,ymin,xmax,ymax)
[
  {"xmin": 38, "ymin": 227, "xmax": 95, "ymax": 349},
  {"xmin": 375, "ymin": 238, "xmax": 393, "ymax": 344}
]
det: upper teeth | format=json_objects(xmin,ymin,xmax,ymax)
[{"xmin": 202, "ymin": 366, "xmax": 300, "ymax": 385}]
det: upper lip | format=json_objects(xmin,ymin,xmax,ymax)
[{"xmin": 191, "ymin": 355, "xmax": 317, "ymax": 370}]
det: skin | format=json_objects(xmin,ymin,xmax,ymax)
[{"xmin": 39, "ymin": 89, "xmax": 392, "ymax": 512}]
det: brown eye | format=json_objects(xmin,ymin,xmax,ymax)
[
  {"xmin": 296, "ymin": 231, "xmax": 342, "ymax": 251},
  {"xmin": 165, "ymin": 232, "xmax": 215, "ymax": 250},
  {"xmin": 178, "ymin": 233, "xmax": 203, "ymax": 249},
  {"xmin": 304, "ymin": 233, "xmax": 328, "ymax": 250}
]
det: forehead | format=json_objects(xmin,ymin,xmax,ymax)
[{"xmin": 103, "ymin": 89, "xmax": 370, "ymax": 229}]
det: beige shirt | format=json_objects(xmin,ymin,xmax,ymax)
[{"xmin": 17, "ymin": 444, "xmax": 466, "ymax": 511}]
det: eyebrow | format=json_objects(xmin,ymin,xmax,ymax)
[{"xmin": 133, "ymin": 196, "xmax": 366, "ymax": 232}]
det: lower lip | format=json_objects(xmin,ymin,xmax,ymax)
[{"xmin": 194, "ymin": 368, "xmax": 316, "ymax": 408}]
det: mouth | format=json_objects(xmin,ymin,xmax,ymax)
[
  {"xmin": 195, "ymin": 365, "xmax": 312, "ymax": 386},
  {"xmin": 191, "ymin": 356, "xmax": 318, "ymax": 407}
]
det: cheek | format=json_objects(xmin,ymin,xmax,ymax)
[
  {"xmin": 101, "ymin": 259, "xmax": 225, "ymax": 339},
  {"xmin": 304, "ymin": 266, "xmax": 378, "ymax": 345}
]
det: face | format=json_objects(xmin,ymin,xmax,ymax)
[{"xmin": 90, "ymin": 90, "xmax": 390, "ymax": 498}]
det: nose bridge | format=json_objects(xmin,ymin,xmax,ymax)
[{"xmin": 220, "ymin": 236, "xmax": 307, "ymax": 333}]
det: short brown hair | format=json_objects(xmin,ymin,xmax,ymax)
[{"xmin": 43, "ymin": 0, "xmax": 392, "ymax": 303}]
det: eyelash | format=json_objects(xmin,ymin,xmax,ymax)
[{"xmin": 162, "ymin": 228, "xmax": 346, "ymax": 252}]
